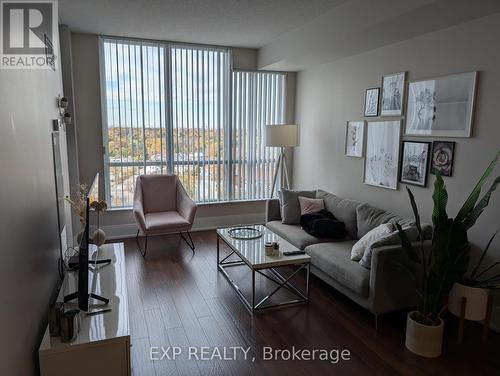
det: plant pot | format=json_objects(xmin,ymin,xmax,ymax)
[
  {"xmin": 405, "ymin": 311, "xmax": 444, "ymax": 358},
  {"xmin": 449, "ymin": 282, "xmax": 489, "ymax": 321}
]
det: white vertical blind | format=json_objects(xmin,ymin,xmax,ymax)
[
  {"xmin": 100, "ymin": 37, "xmax": 287, "ymax": 207},
  {"xmin": 170, "ymin": 45, "xmax": 231, "ymax": 202},
  {"xmin": 232, "ymin": 71, "xmax": 287, "ymax": 200},
  {"xmin": 101, "ymin": 38, "xmax": 166, "ymax": 208}
]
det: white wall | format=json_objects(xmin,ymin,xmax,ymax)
[
  {"xmin": 0, "ymin": 44, "xmax": 64, "ymax": 376},
  {"xmin": 70, "ymin": 32, "xmax": 296, "ymax": 238},
  {"xmin": 293, "ymin": 14, "xmax": 500, "ymax": 329}
]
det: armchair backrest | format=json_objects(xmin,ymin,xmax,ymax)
[{"xmin": 138, "ymin": 174, "xmax": 178, "ymax": 214}]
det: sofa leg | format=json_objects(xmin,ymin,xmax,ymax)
[
  {"xmin": 374, "ymin": 314, "xmax": 379, "ymax": 332},
  {"xmin": 180, "ymin": 231, "xmax": 195, "ymax": 252},
  {"xmin": 136, "ymin": 229, "xmax": 139, "ymax": 239}
]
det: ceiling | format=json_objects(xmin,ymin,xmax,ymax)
[{"xmin": 59, "ymin": 0, "xmax": 348, "ymax": 48}]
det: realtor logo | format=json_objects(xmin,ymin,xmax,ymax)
[{"xmin": 1, "ymin": 0, "xmax": 58, "ymax": 69}]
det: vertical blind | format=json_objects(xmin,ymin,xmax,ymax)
[
  {"xmin": 232, "ymin": 71, "xmax": 286, "ymax": 200},
  {"xmin": 100, "ymin": 37, "xmax": 287, "ymax": 207}
]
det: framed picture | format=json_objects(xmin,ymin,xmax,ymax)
[
  {"xmin": 400, "ymin": 141, "xmax": 431, "ymax": 187},
  {"xmin": 381, "ymin": 72, "xmax": 406, "ymax": 116},
  {"xmin": 345, "ymin": 121, "xmax": 365, "ymax": 157},
  {"xmin": 364, "ymin": 120, "xmax": 402, "ymax": 190},
  {"xmin": 431, "ymin": 141, "xmax": 455, "ymax": 176},
  {"xmin": 405, "ymin": 71, "xmax": 477, "ymax": 137},
  {"xmin": 364, "ymin": 87, "xmax": 380, "ymax": 117}
]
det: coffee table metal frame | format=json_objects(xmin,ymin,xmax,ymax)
[{"xmin": 216, "ymin": 231, "xmax": 310, "ymax": 313}]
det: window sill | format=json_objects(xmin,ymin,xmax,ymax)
[{"xmin": 107, "ymin": 198, "xmax": 271, "ymax": 211}]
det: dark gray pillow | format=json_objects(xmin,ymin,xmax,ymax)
[
  {"xmin": 316, "ymin": 189, "xmax": 362, "ymax": 239},
  {"xmin": 279, "ymin": 189, "xmax": 316, "ymax": 224},
  {"xmin": 356, "ymin": 203, "xmax": 415, "ymax": 239}
]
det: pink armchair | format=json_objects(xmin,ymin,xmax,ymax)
[{"xmin": 133, "ymin": 174, "xmax": 197, "ymax": 257}]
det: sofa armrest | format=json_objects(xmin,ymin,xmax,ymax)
[
  {"xmin": 369, "ymin": 240, "xmax": 431, "ymax": 315},
  {"xmin": 133, "ymin": 177, "xmax": 147, "ymax": 233},
  {"xmin": 265, "ymin": 199, "xmax": 281, "ymax": 223}
]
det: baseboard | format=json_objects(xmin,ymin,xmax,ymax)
[{"xmin": 97, "ymin": 212, "xmax": 265, "ymax": 240}]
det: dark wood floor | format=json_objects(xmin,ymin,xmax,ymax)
[{"xmin": 120, "ymin": 231, "xmax": 500, "ymax": 376}]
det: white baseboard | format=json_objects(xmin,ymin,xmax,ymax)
[{"xmin": 98, "ymin": 212, "xmax": 265, "ymax": 240}]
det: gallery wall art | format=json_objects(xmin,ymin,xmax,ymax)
[
  {"xmin": 364, "ymin": 120, "xmax": 401, "ymax": 190},
  {"xmin": 400, "ymin": 141, "xmax": 430, "ymax": 187},
  {"xmin": 406, "ymin": 71, "xmax": 477, "ymax": 137},
  {"xmin": 364, "ymin": 88, "xmax": 380, "ymax": 117},
  {"xmin": 431, "ymin": 141, "xmax": 455, "ymax": 176},
  {"xmin": 381, "ymin": 72, "xmax": 406, "ymax": 116},
  {"xmin": 345, "ymin": 121, "xmax": 365, "ymax": 157}
]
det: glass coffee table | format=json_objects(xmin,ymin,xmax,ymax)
[{"xmin": 216, "ymin": 225, "xmax": 310, "ymax": 312}]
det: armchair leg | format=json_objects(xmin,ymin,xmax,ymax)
[
  {"xmin": 180, "ymin": 231, "xmax": 195, "ymax": 252},
  {"xmin": 135, "ymin": 232, "xmax": 148, "ymax": 258}
]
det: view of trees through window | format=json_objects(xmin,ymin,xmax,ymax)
[{"xmin": 101, "ymin": 38, "xmax": 286, "ymax": 207}]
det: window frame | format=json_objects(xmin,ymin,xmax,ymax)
[{"xmin": 98, "ymin": 36, "xmax": 287, "ymax": 208}]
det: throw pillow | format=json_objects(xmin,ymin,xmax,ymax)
[
  {"xmin": 350, "ymin": 222, "xmax": 394, "ymax": 261},
  {"xmin": 298, "ymin": 196, "xmax": 325, "ymax": 215},
  {"xmin": 280, "ymin": 189, "xmax": 316, "ymax": 224},
  {"xmin": 316, "ymin": 189, "xmax": 362, "ymax": 239},
  {"xmin": 356, "ymin": 203, "xmax": 415, "ymax": 239}
]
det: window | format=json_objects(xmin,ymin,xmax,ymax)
[{"xmin": 100, "ymin": 37, "xmax": 287, "ymax": 207}]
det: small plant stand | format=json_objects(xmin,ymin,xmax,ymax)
[{"xmin": 457, "ymin": 294, "xmax": 494, "ymax": 344}]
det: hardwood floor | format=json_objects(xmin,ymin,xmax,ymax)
[{"xmin": 120, "ymin": 231, "xmax": 500, "ymax": 375}]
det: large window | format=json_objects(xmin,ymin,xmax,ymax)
[{"xmin": 100, "ymin": 37, "xmax": 286, "ymax": 207}]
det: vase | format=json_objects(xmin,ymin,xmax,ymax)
[
  {"xmin": 405, "ymin": 311, "xmax": 444, "ymax": 358},
  {"xmin": 92, "ymin": 228, "xmax": 106, "ymax": 247},
  {"xmin": 449, "ymin": 282, "xmax": 489, "ymax": 321}
]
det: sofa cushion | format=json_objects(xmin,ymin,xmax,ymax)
[
  {"xmin": 306, "ymin": 240, "xmax": 370, "ymax": 297},
  {"xmin": 266, "ymin": 221, "xmax": 335, "ymax": 250},
  {"xmin": 351, "ymin": 222, "xmax": 394, "ymax": 261},
  {"xmin": 356, "ymin": 203, "xmax": 415, "ymax": 239},
  {"xmin": 145, "ymin": 211, "xmax": 190, "ymax": 232},
  {"xmin": 316, "ymin": 190, "xmax": 362, "ymax": 239},
  {"xmin": 279, "ymin": 189, "xmax": 316, "ymax": 224}
]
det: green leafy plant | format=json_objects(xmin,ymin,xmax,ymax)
[
  {"xmin": 462, "ymin": 231, "xmax": 500, "ymax": 289},
  {"xmin": 396, "ymin": 151, "xmax": 500, "ymax": 326}
]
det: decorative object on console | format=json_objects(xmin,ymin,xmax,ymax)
[
  {"xmin": 381, "ymin": 72, "xmax": 406, "ymax": 116},
  {"xmin": 400, "ymin": 141, "xmax": 431, "ymax": 187},
  {"xmin": 406, "ymin": 71, "xmax": 477, "ymax": 137},
  {"xmin": 431, "ymin": 141, "xmax": 455, "ymax": 176},
  {"xmin": 364, "ymin": 87, "xmax": 380, "ymax": 117},
  {"xmin": 345, "ymin": 121, "xmax": 365, "ymax": 157},
  {"xmin": 364, "ymin": 120, "xmax": 401, "ymax": 190},
  {"xmin": 90, "ymin": 200, "xmax": 107, "ymax": 247},
  {"xmin": 65, "ymin": 183, "xmax": 89, "ymax": 244},
  {"xmin": 396, "ymin": 151, "xmax": 500, "ymax": 357},
  {"xmin": 265, "ymin": 124, "xmax": 299, "ymax": 197}
]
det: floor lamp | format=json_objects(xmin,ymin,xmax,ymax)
[{"xmin": 265, "ymin": 124, "xmax": 299, "ymax": 198}]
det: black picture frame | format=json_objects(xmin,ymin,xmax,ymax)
[
  {"xmin": 431, "ymin": 141, "xmax": 456, "ymax": 177},
  {"xmin": 400, "ymin": 141, "xmax": 431, "ymax": 187},
  {"xmin": 364, "ymin": 87, "xmax": 380, "ymax": 117}
]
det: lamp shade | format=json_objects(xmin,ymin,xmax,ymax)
[{"xmin": 265, "ymin": 124, "xmax": 299, "ymax": 147}]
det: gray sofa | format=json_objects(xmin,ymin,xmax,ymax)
[{"xmin": 266, "ymin": 189, "xmax": 431, "ymax": 324}]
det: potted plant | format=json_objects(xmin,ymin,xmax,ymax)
[
  {"xmin": 396, "ymin": 151, "xmax": 500, "ymax": 357},
  {"xmin": 449, "ymin": 231, "xmax": 499, "ymax": 321}
]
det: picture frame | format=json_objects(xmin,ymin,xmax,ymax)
[
  {"xmin": 431, "ymin": 141, "xmax": 456, "ymax": 177},
  {"xmin": 381, "ymin": 72, "xmax": 406, "ymax": 116},
  {"xmin": 364, "ymin": 120, "xmax": 402, "ymax": 190},
  {"xmin": 345, "ymin": 121, "xmax": 365, "ymax": 158},
  {"xmin": 405, "ymin": 71, "xmax": 477, "ymax": 137},
  {"xmin": 400, "ymin": 141, "xmax": 431, "ymax": 187},
  {"xmin": 364, "ymin": 87, "xmax": 380, "ymax": 117}
]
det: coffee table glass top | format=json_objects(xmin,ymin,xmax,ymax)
[{"xmin": 217, "ymin": 225, "xmax": 310, "ymax": 269}]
